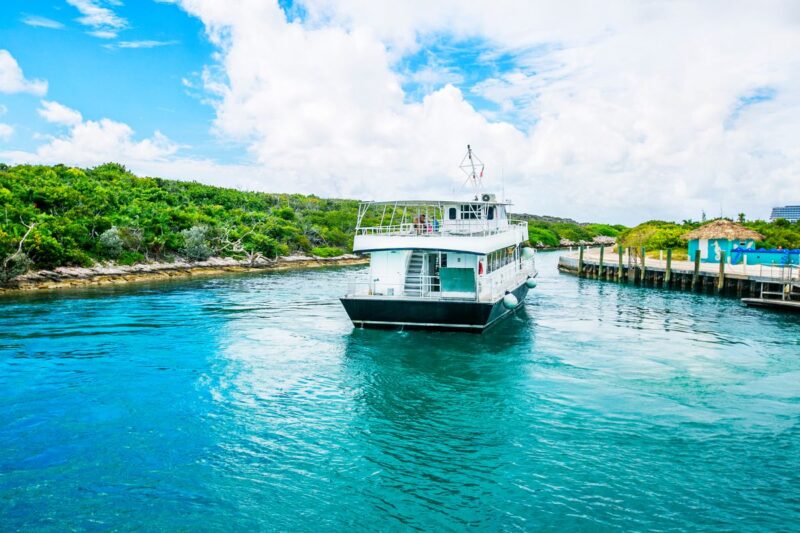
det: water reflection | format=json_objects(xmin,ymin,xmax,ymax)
[{"xmin": 338, "ymin": 319, "xmax": 539, "ymax": 529}]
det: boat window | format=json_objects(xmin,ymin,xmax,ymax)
[
  {"xmin": 487, "ymin": 207, "xmax": 495, "ymax": 220},
  {"xmin": 448, "ymin": 207, "xmax": 457, "ymax": 220},
  {"xmin": 461, "ymin": 204, "xmax": 481, "ymax": 220},
  {"xmin": 486, "ymin": 245, "xmax": 518, "ymax": 274}
]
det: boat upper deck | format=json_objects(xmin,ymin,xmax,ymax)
[{"xmin": 353, "ymin": 199, "xmax": 529, "ymax": 254}]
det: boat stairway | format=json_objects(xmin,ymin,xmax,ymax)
[{"xmin": 404, "ymin": 252, "xmax": 424, "ymax": 296}]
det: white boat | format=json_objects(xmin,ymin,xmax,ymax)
[{"xmin": 340, "ymin": 146, "xmax": 538, "ymax": 332}]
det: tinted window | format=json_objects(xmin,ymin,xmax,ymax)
[
  {"xmin": 448, "ymin": 207, "xmax": 457, "ymax": 220},
  {"xmin": 488, "ymin": 207, "xmax": 495, "ymax": 220}
]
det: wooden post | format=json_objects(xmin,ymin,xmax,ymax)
[
  {"xmin": 717, "ymin": 252, "xmax": 726, "ymax": 293},
  {"xmin": 664, "ymin": 249, "xmax": 672, "ymax": 289},
  {"xmin": 691, "ymin": 249, "xmax": 701, "ymax": 291},
  {"xmin": 640, "ymin": 246, "xmax": 646, "ymax": 284},
  {"xmin": 617, "ymin": 245, "xmax": 623, "ymax": 282},
  {"xmin": 578, "ymin": 245, "xmax": 584, "ymax": 277},
  {"xmin": 598, "ymin": 245, "xmax": 605, "ymax": 279}
]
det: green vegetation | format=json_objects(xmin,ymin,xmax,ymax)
[
  {"xmin": 619, "ymin": 218, "xmax": 800, "ymax": 251},
  {"xmin": 0, "ymin": 163, "xmax": 362, "ymax": 281},
  {"xmin": 4, "ymin": 162, "xmax": 799, "ymax": 284},
  {"xmin": 516, "ymin": 214, "xmax": 626, "ymax": 247}
]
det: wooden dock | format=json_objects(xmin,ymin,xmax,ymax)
[{"xmin": 558, "ymin": 246, "xmax": 800, "ymax": 303}]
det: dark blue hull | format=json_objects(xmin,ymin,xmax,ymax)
[{"xmin": 340, "ymin": 281, "xmax": 529, "ymax": 333}]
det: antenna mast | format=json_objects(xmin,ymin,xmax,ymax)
[{"xmin": 459, "ymin": 144, "xmax": 485, "ymax": 193}]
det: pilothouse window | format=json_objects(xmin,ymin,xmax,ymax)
[
  {"xmin": 461, "ymin": 204, "xmax": 481, "ymax": 220},
  {"xmin": 448, "ymin": 207, "xmax": 457, "ymax": 220}
]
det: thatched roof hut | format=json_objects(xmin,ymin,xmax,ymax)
[{"xmin": 681, "ymin": 219, "xmax": 763, "ymax": 241}]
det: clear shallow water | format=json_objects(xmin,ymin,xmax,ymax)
[{"xmin": 1, "ymin": 252, "xmax": 799, "ymax": 531}]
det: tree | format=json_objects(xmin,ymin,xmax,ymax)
[
  {"xmin": 737, "ymin": 213, "xmax": 746, "ymax": 223},
  {"xmin": 1, "ymin": 221, "xmax": 35, "ymax": 284}
]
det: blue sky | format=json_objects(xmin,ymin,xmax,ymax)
[
  {"xmin": 0, "ymin": 0, "xmax": 224, "ymax": 158},
  {"xmin": 0, "ymin": 1, "xmax": 798, "ymax": 223},
  {"xmin": 0, "ymin": 0, "xmax": 521, "ymax": 164}
]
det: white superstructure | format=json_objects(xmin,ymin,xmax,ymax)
[{"xmin": 347, "ymin": 195, "xmax": 536, "ymax": 303}]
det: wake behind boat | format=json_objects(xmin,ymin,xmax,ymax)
[{"xmin": 340, "ymin": 146, "xmax": 537, "ymax": 332}]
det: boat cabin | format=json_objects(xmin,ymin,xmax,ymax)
[{"xmin": 349, "ymin": 197, "xmax": 532, "ymax": 302}]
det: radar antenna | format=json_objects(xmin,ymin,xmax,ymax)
[{"xmin": 459, "ymin": 145, "xmax": 484, "ymax": 193}]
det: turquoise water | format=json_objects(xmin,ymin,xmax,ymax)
[{"xmin": 1, "ymin": 252, "xmax": 799, "ymax": 531}]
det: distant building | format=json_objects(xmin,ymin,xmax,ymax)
[
  {"xmin": 770, "ymin": 205, "xmax": 800, "ymax": 222},
  {"xmin": 682, "ymin": 220, "xmax": 764, "ymax": 264}
]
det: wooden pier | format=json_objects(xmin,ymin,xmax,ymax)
[{"xmin": 558, "ymin": 246, "xmax": 800, "ymax": 304}]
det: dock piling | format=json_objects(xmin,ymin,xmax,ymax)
[
  {"xmin": 627, "ymin": 248, "xmax": 636, "ymax": 283},
  {"xmin": 598, "ymin": 245, "xmax": 605, "ymax": 279},
  {"xmin": 617, "ymin": 245, "xmax": 623, "ymax": 282},
  {"xmin": 578, "ymin": 246, "xmax": 585, "ymax": 277},
  {"xmin": 717, "ymin": 252, "xmax": 726, "ymax": 293},
  {"xmin": 640, "ymin": 246, "xmax": 646, "ymax": 284},
  {"xmin": 664, "ymin": 249, "xmax": 672, "ymax": 289},
  {"xmin": 691, "ymin": 250, "xmax": 701, "ymax": 291}
]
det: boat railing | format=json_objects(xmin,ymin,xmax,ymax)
[
  {"xmin": 356, "ymin": 220, "xmax": 528, "ymax": 238},
  {"xmin": 345, "ymin": 275, "xmax": 460, "ymax": 300},
  {"xmin": 346, "ymin": 258, "xmax": 536, "ymax": 302}
]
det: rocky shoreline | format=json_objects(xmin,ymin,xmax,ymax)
[{"xmin": 0, "ymin": 254, "xmax": 367, "ymax": 294}]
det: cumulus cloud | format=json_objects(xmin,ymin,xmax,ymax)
[
  {"xmin": 38, "ymin": 100, "xmax": 83, "ymax": 126},
  {"xmin": 0, "ymin": 50, "xmax": 47, "ymax": 96},
  {"xmin": 3, "ymin": 108, "xmax": 178, "ymax": 168},
  {"xmin": 171, "ymin": 0, "xmax": 800, "ymax": 223},
  {"xmin": 0, "ymin": 124, "xmax": 13, "ymax": 141},
  {"xmin": 66, "ymin": 0, "xmax": 127, "ymax": 38}
]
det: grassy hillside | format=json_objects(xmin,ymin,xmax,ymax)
[
  {"xmin": 514, "ymin": 213, "xmax": 627, "ymax": 247},
  {"xmin": 0, "ymin": 163, "xmax": 362, "ymax": 282}
]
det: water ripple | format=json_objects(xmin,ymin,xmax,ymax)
[{"xmin": 1, "ymin": 256, "xmax": 799, "ymax": 530}]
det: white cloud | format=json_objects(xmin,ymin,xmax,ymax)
[
  {"xmin": 109, "ymin": 40, "xmax": 179, "ymax": 49},
  {"xmin": 22, "ymin": 15, "xmax": 64, "ymax": 29},
  {"xmin": 2, "ymin": 107, "xmax": 178, "ymax": 168},
  {"xmin": 66, "ymin": 0, "xmax": 127, "ymax": 38},
  {"xmin": 0, "ymin": 50, "xmax": 47, "ymax": 96},
  {"xmin": 38, "ymin": 100, "xmax": 83, "ymax": 126},
  {"xmin": 0, "ymin": 123, "xmax": 13, "ymax": 141},
  {"xmin": 168, "ymin": 0, "xmax": 800, "ymax": 223},
  {"xmin": 88, "ymin": 30, "xmax": 118, "ymax": 39}
]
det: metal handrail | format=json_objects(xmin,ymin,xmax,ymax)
[
  {"xmin": 356, "ymin": 220, "xmax": 528, "ymax": 238},
  {"xmin": 346, "ymin": 275, "xmax": 454, "ymax": 300},
  {"xmin": 346, "ymin": 258, "xmax": 536, "ymax": 302}
]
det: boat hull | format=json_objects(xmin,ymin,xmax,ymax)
[{"xmin": 340, "ymin": 281, "xmax": 529, "ymax": 333}]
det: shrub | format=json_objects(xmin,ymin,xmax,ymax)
[
  {"xmin": 181, "ymin": 225, "xmax": 213, "ymax": 261},
  {"xmin": 117, "ymin": 251, "xmax": 146, "ymax": 266},
  {"xmin": 99, "ymin": 227, "xmax": 124, "ymax": 258},
  {"xmin": 311, "ymin": 246, "xmax": 344, "ymax": 258},
  {"xmin": 0, "ymin": 252, "xmax": 32, "ymax": 283}
]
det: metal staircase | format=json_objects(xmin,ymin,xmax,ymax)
[{"xmin": 404, "ymin": 252, "xmax": 425, "ymax": 296}]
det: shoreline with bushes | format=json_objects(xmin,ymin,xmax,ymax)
[
  {"xmin": 0, "ymin": 254, "xmax": 367, "ymax": 294},
  {"xmin": 1, "ymin": 163, "xmax": 365, "ymax": 287}
]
